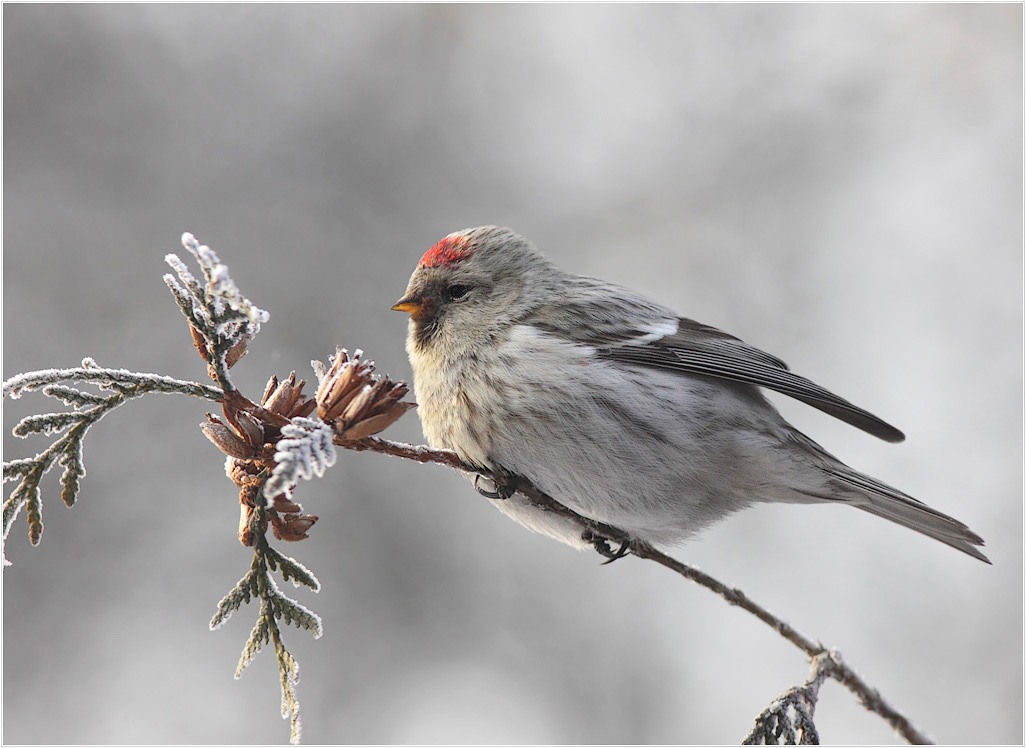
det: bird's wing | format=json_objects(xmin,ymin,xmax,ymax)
[
  {"xmin": 526, "ymin": 290, "xmax": 905, "ymax": 443},
  {"xmin": 605, "ymin": 317, "xmax": 905, "ymax": 442}
]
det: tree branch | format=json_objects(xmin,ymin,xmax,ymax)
[
  {"xmin": 345, "ymin": 435, "xmax": 933, "ymax": 745},
  {"xmin": 3, "ymin": 233, "xmax": 939, "ymax": 744}
]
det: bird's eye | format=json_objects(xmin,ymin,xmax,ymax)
[{"xmin": 446, "ymin": 284, "xmax": 471, "ymax": 301}]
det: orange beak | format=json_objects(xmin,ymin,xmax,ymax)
[{"xmin": 391, "ymin": 297, "xmax": 423, "ymax": 316}]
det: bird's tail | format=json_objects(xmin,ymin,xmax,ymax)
[{"xmin": 824, "ymin": 466, "xmax": 990, "ymax": 563}]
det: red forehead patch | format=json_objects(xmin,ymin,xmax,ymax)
[{"xmin": 419, "ymin": 233, "xmax": 472, "ymax": 268}]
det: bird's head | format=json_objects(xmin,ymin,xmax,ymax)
[{"xmin": 393, "ymin": 226, "xmax": 558, "ymax": 351}]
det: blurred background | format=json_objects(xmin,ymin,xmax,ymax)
[{"xmin": 4, "ymin": 5, "xmax": 1022, "ymax": 744}]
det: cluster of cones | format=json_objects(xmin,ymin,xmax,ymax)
[{"xmin": 200, "ymin": 345, "xmax": 415, "ymax": 546}]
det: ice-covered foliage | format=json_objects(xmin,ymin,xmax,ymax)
[
  {"xmin": 164, "ymin": 232, "xmax": 269, "ymax": 390},
  {"xmin": 264, "ymin": 417, "xmax": 338, "ymax": 501},
  {"xmin": 2, "ymin": 359, "xmax": 222, "ymax": 555}
]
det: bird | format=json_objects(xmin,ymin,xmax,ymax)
[{"xmin": 392, "ymin": 226, "xmax": 989, "ymax": 563}]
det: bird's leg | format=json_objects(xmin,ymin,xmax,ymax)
[
  {"xmin": 474, "ymin": 468, "xmax": 517, "ymax": 500},
  {"xmin": 581, "ymin": 528, "xmax": 632, "ymax": 564}
]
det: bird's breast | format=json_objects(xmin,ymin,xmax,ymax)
[
  {"xmin": 407, "ymin": 323, "xmax": 588, "ymax": 470},
  {"xmin": 407, "ymin": 335, "xmax": 501, "ymax": 470}
]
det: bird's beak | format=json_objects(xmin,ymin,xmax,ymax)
[{"xmin": 391, "ymin": 296, "xmax": 423, "ymax": 316}]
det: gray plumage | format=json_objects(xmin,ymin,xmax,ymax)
[{"xmin": 393, "ymin": 226, "xmax": 989, "ymax": 563}]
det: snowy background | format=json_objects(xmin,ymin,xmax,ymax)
[{"xmin": 4, "ymin": 5, "xmax": 1022, "ymax": 744}]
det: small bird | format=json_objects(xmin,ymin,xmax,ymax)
[{"xmin": 392, "ymin": 226, "xmax": 988, "ymax": 563}]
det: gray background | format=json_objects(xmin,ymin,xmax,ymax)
[{"xmin": 4, "ymin": 4, "xmax": 1022, "ymax": 744}]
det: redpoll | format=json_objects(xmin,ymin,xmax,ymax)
[{"xmin": 393, "ymin": 226, "xmax": 988, "ymax": 563}]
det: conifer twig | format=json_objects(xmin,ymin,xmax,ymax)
[{"xmin": 2, "ymin": 361, "xmax": 224, "ymax": 552}]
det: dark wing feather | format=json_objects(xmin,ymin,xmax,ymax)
[
  {"xmin": 598, "ymin": 317, "xmax": 906, "ymax": 443},
  {"xmin": 523, "ymin": 279, "xmax": 905, "ymax": 443}
]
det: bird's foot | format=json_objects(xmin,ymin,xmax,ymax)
[
  {"xmin": 581, "ymin": 529, "xmax": 632, "ymax": 564},
  {"xmin": 474, "ymin": 470, "xmax": 517, "ymax": 500}
]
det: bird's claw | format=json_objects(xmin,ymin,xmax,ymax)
[
  {"xmin": 582, "ymin": 529, "xmax": 632, "ymax": 564},
  {"xmin": 474, "ymin": 472, "xmax": 516, "ymax": 500}
]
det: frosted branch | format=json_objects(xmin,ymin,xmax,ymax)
[
  {"xmin": 164, "ymin": 232, "xmax": 268, "ymax": 391},
  {"xmin": 2, "ymin": 230, "xmax": 937, "ymax": 745},
  {"xmin": 2, "ymin": 361, "xmax": 224, "ymax": 555},
  {"xmin": 218, "ymin": 498, "xmax": 322, "ymax": 745}
]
